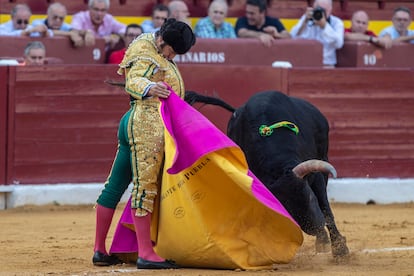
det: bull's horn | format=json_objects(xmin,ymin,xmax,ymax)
[{"xmin": 292, "ymin": 159, "xmax": 337, "ymax": 179}]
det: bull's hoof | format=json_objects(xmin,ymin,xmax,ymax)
[
  {"xmin": 315, "ymin": 240, "xmax": 330, "ymax": 253},
  {"xmin": 331, "ymin": 235, "xmax": 349, "ymax": 257},
  {"xmin": 315, "ymin": 233, "xmax": 330, "ymax": 253}
]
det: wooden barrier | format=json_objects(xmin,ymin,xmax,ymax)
[
  {"xmin": 336, "ymin": 41, "xmax": 414, "ymax": 68},
  {"xmin": 1, "ymin": 37, "xmax": 413, "ymax": 68},
  {"xmin": 1, "ymin": 64, "xmax": 413, "ymax": 185},
  {"xmin": 183, "ymin": 66, "xmax": 414, "ymax": 178},
  {"xmin": 181, "ymin": 65, "xmax": 288, "ymax": 131},
  {"xmin": 175, "ymin": 38, "xmax": 323, "ymax": 67},
  {"xmin": 5, "ymin": 65, "xmax": 126, "ymax": 184},
  {"xmin": 0, "ymin": 36, "xmax": 106, "ymax": 64},
  {"xmin": 0, "ymin": 67, "xmax": 7, "ymax": 184},
  {"xmin": 286, "ymin": 68, "xmax": 414, "ymax": 178}
]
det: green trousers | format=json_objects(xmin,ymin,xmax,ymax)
[{"xmin": 97, "ymin": 109, "xmax": 132, "ymax": 209}]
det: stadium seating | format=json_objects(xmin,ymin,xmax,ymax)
[{"xmin": 2, "ymin": 0, "xmax": 413, "ymax": 19}]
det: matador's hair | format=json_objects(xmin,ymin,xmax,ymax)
[{"xmin": 158, "ymin": 18, "xmax": 195, "ymax": 55}]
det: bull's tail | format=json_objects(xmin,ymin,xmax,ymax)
[
  {"xmin": 105, "ymin": 79, "xmax": 125, "ymax": 87},
  {"xmin": 184, "ymin": 91, "xmax": 236, "ymax": 113}
]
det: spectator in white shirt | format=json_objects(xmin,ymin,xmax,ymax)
[
  {"xmin": 290, "ymin": 0, "xmax": 344, "ymax": 67},
  {"xmin": 0, "ymin": 4, "xmax": 51, "ymax": 37},
  {"xmin": 31, "ymin": 2, "xmax": 85, "ymax": 47}
]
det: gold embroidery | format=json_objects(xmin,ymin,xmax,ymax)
[{"xmin": 122, "ymin": 33, "xmax": 186, "ymax": 215}]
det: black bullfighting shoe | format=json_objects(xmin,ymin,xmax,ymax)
[
  {"xmin": 136, "ymin": 257, "xmax": 180, "ymax": 269},
  {"xmin": 92, "ymin": 251, "xmax": 122, "ymax": 266}
]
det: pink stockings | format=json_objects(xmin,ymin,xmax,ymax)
[
  {"xmin": 94, "ymin": 204, "xmax": 115, "ymax": 254},
  {"xmin": 131, "ymin": 209, "xmax": 164, "ymax": 262},
  {"xmin": 94, "ymin": 204, "xmax": 163, "ymax": 262}
]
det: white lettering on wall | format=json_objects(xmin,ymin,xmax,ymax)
[
  {"xmin": 363, "ymin": 54, "xmax": 377, "ymax": 66},
  {"xmin": 174, "ymin": 52, "xmax": 225, "ymax": 63},
  {"xmin": 92, "ymin": 48, "xmax": 101, "ymax": 61}
]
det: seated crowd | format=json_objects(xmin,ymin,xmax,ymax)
[{"xmin": 0, "ymin": 0, "xmax": 413, "ymax": 67}]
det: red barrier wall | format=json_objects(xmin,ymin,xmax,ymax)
[
  {"xmin": 0, "ymin": 67, "xmax": 7, "ymax": 184},
  {"xmin": 3, "ymin": 37, "xmax": 413, "ymax": 68},
  {"xmin": 175, "ymin": 38, "xmax": 323, "ymax": 67},
  {"xmin": 286, "ymin": 68, "xmax": 414, "ymax": 178},
  {"xmin": 6, "ymin": 65, "xmax": 127, "ymax": 184},
  {"xmin": 180, "ymin": 65, "xmax": 288, "ymax": 131},
  {"xmin": 1, "ymin": 64, "xmax": 413, "ymax": 185},
  {"xmin": 183, "ymin": 66, "xmax": 414, "ymax": 178},
  {"xmin": 337, "ymin": 41, "xmax": 414, "ymax": 68}
]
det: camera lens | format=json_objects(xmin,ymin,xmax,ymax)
[{"xmin": 312, "ymin": 7, "xmax": 325, "ymax": 21}]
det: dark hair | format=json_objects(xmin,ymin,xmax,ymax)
[
  {"xmin": 126, "ymin": 23, "xmax": 143, "ymax": 34},
  {"xmin": 246, "ymin": 0, "xmax": 267, "ymax": 13},
  {"xmin": 394, "ymin": 6, "xmax": 411, "ymax": 17},
  {"xmin": 152, "ymin": 3, "xmax": 170, "ymax": 17},
  {"xmin": 158, "ymin": 18, "xmax": 195, "ymax": 54}
]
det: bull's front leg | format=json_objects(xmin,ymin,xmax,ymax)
[
  {"xmin": 315, "ymin": 228, "xmax": 330, "ymax": 253},
  {"xmin": 325, "ymin": 211, "xmax": 349, "ymax": 257},
  {"xmin": 309, "ymin": 174, "xmax": 349, "ymax": 257}
]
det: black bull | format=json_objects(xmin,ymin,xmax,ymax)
[{"xmin": 185, "ymin": 90, "xmax": 349, "ymax": 257}]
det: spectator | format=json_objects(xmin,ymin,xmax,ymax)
[
  {"xmin": 71, "ymin": 0, "xmax": 126, "ymax": 49},
  {"xmin": 31, "ymin": 2, "xmax": 85, "ymax": 47},
  {"xmin": 235, "ymin": 0, "xmax": 291, "ymax": 47},
  {"xmin": 379, "ymin": 6, "xmax": 414, "ymax": 44},
  {"xmin": 194, "ymin": 0, "xmax": 236, "ymax": 38},
  {"xmin": 168, "ymin": 0, "xmax": 191, "ymax": 26},
  {"xmin": 23, "ymin": 41, "xmax": 46, "ymax": 66},
  {"xmin": 345, "ymin": 10, "xmax": 392, "ymax": 49},
  {"xmin": 290, "ymin": 0, "xmax": 344, "ymax": 67},
  {"xmin": 141, "ymin": 4, "xmax": 169, "ymax": 33},
  {"xmin": 107, "ymin": 24, "xmax": 143, "ymax": 64},
  {"xmin": 0, "ymin": 4, "xmax": 51, "ymax": 37}
]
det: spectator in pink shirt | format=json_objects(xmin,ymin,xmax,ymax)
[{"xmin": 71, "ymin": 0, "xmax": 126, "ymax": 49}]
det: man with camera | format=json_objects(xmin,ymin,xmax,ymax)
[{"xmin": 290, "ymin": 0, "xmax": 344, "ymax": 67}]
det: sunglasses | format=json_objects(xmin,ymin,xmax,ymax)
[{"xmin": 16, "ymin": 19, "xmax": 29, "ymax": 25}]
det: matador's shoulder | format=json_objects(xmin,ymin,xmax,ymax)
[{"xmin": 118, "ymin": 33, "xmax": 168, "ymax": 74}]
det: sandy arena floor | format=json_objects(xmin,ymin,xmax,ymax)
[{"xmin": 0, "ymin": 202, "xmax": 413, "ymax": 276}]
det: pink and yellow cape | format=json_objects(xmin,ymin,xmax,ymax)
[{"xmin": 109, "ymin": 91, "xmax": 303, "ymax": 269}]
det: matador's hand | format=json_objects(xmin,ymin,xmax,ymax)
[{"xmin": 148, "ymin": 82, "xmax": 171, "ymax": 98}]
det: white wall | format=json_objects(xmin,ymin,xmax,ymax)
[{"xmin": 1, "ymin": 178, "xmax": 414, "ymax": 209}]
